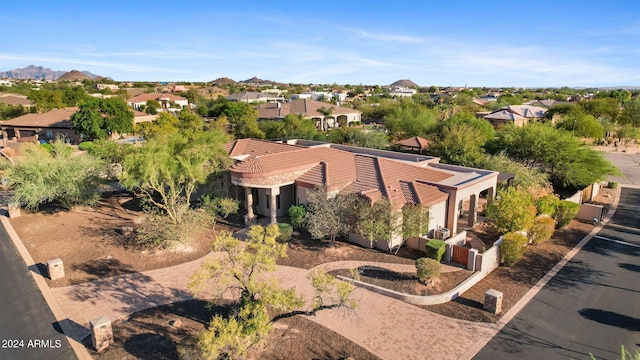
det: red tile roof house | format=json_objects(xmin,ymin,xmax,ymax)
[
  {"xmin": 225, "ymin": 138, "xmax": 498, "ymax": 251},
  {"xmin": 255, "ymin": 99, "xmax": 361, "ymax": 130},
  {"xmin": 126, "ymin": 93, "xmax": 189, "ymax": 112},
  {"xmin": 482, "ymin": 105, "xmax": 547, "ymax": 129}
]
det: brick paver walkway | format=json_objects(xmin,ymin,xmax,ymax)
[{"xmin": 51, "ymin": 250, "xmax": 496, "ymax": 360}]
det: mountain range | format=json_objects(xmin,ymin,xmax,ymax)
[{"xmin": 0, "ymin": 65, "xmax": 101, "ymax": 80}]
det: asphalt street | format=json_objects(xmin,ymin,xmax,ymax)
[
  {"xmin": 475, "ymin": 186, "xmax": 640, "ymax": 359},
  {"xmin": 0, "ymin": 224, "xmax": 77, "ymax": 360}
]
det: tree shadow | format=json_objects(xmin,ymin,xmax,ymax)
[
  {"xmin": 71, "ymin": 258, "xmax": 136, "ymax": 280},
  {"xmin": 578, "ymin": 308, "xmax": 640, "ymax": 332},
  {"xmin": 486, "ymin": 319, "xmax": 609, "ymax": 359},
  {"xmin": 618, "ymin": 263, "xmax": 640, "ymax": 273},
  {"xmin": 357, "ymin": 266, "xmax": 416, "ymax": 281},
  {"xmin": 123, "ymin": 333, "xmax": 179, "ymax": 360}
]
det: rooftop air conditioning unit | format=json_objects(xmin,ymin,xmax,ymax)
[{"xmin": 434, "ymin": 228, "xmax": 450, "ymax": 240}]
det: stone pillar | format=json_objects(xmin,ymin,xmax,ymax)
[
  {"xmin": 46, "ymin": 258, "xmax": 64, "ymax": 280},
  {"xmin": 484, "ymin": 289, "xmax": 503, "ymax": 314},
  {"xmin": 244, "ymin": 187, "xmax": 255, "ymax": 226},
  {"xmin": 267, "ymin": 187, "xmax": 279, "ymax": 224},
  {"xmin": 7, "ymin": 203, "xmax": 21, "ymax": 218},
  {"xmin": 90, "ymin": 316, "xmax": 113, "ymax": 352},
  {"xmin": 468, "ymin": 194, "xmax": 478, "ymax": 226},
  {"xmin": 467, "ymin": 248, "xmax": 478, "ymax": 271}
]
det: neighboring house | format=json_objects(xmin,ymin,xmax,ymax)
[
  {"xmin": 0, "ymin": 93, "xmax": 33, "ymax": 108},
  {"xmin": 255, "ymin": 99, "xmax": 361, "ymax": 130},
  {"xmin": 397, "ymin": 136, "xmax": 430, "ymax": 155},
  {"xmin": 224, "ymin": 138, "xmax": 498, "ymax": 251},
  {"xmin": 96, "ymin": 84, "xmax": 119, "ymax": 91},
  {"xmin": 0, "ymin": 80, "xmax": 12, "ymax": 87},
  {"xmin": 0, "ymin": 108, "xmax": 151, "ymax": 146},
  {"xmin": 0, "ymin": 107, "xmax": 80, "ymax": 145},
  {"xmin": 482, "ymin": 105, "xmax": 547, "ymax": 128},
  {"xmin": 226, "ymin": 92, "xmax": 284, "ymax": 103},
  {"xmin": 126, "ymin": 93, "xmax": 189, "ymax": 112},
  {"xmin": 388, "ymin": 87, "xmax": 417, "ymax": 98}
]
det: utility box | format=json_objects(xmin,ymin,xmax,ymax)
[
  {"xmin": 90, "ymin": 316, "xmax": 113, "ymax": 352},
  {"xmin": 46, "ymin": 258, "xmax": 64, "ymax": 280},
  {"xmin": 484, "ymin": 289, "xmax": 503, "ymax": 314}
]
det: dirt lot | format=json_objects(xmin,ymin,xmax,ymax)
[{"xmin": 10, "ymin": 193, "xmax": 242, "ymax": 287}]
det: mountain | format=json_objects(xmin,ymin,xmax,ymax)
[
  {"xmin": 0, "ymin": 65, "xmax": 102, "ymax": 80},
  {"xmin": 211, "ymin": 77, "xmax": 236, "ymax": 85},
  {"xmin": 390, "ymin": 79, "xmax": 419, "ymax": 88},
  {"xmin": 57, "ymin": 70, "xmax": 91, "ymax": 82},
  {"xmin": 240, "ymin": 77, "xmax": 274, "ymax": 85},
  {"xmin": 0, "ymin": 65, "xmax": 65, "ymax": 80}
]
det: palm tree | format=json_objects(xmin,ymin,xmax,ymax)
[{"xmin": 317, "ymin": 106, "xmax": 334, "ymax": 131}]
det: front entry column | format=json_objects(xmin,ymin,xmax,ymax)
[
  {"xmin": 468, "ymin": 194, "xmax": 478, "ymax": 226},
  {"xmin": 244, "ymin": 187, "xmax": 255, "ymax": 226},
  {"xmin": 267, "ymin": 187, "xmax": 279, "ymax": 224}
]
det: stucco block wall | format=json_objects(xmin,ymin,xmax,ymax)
[{"xmin": 427, "ymin": 201, "xmax": 447, "ymax": 235}]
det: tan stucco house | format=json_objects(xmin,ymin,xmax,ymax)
[
  {"xmin": 483, "ymin": 105, "xmax": 547, "ymax": 128},
  {"xmin": 224, "ymin": 138, "xmax": 498, "ymax": 251},
  {"xmin": 255, "ymin": 99, "xmax": 361, "ymax": 130}
]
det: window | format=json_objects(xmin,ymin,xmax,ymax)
[
  {"xmin": 266, "ymin": 194, "xmax": 269, "ymax": 209},
  {"xmin": 276, "ymin": 195, "xmax": 281, "ymax": 209}
]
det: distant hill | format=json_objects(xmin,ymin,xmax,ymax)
[
  {"xmin": 390, "ymin": 79, "xmax": 419, "ymax": 88},
  {"xmin": 240, "ymin": 77, "xmax": 275, "ymax": 85},
  {"xmin": 0, "ymin": 65, "xmax": 102, "ymax": 80},
  {"xmin": 57, "ymin": 70, "xmax": 91, "ymax": 82},
  {"xmin": 211, "ymin": 77, "xmax": 236, "ymax": 85}
]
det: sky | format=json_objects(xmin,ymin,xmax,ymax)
[{"xmin": 2, "ymin": 1, "xmax": 640, "ymax": 87}]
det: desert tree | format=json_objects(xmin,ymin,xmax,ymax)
[
  {"xmin": 120, "ymin": 130, "xmax": 229, "ymax": 224},
  {"xmin": 7, "ymin": 142, "xmax": 104, "ymax": 210},
  {"xmin": 189, "ymin": 224, "xmax": 357, "ymax": 360},
  {"xmin": 485, "ymin": 186, "xmax": 537, "ymax": 234},
  {"xmin": 71, "ymin": 97, "xmax": 134, "ymax": 140}
]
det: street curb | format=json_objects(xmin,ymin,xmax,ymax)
[
  {"xmin": 0, "ymin": 216, "xmax": 93, "ymax": 360},
  {"xmin": 458, "ymin": 185, "xmax": 622, "ymax": 360}
]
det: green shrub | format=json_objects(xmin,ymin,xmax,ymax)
[
  {"xmin": 288, "ymin": 205, "xmax": 306, "ymax": 229},
  {"xmin": 554, "ymin": 200, "xmax": 580, "ymax": 229},
  {"xmin": 40, "ymin": 143, "xmax": 52, "ymax": 152},
  {"xmin": 535, "ymin": 194, "xmax": 559, "ymax": 216},
  {"xmin": 528, "ymin": 216, "xmax": 555, "ymax": 245},
  {"xmin": 608, "ymin": 181, "xmax": 618, "ymax": 189},
  {"xmin": 500, "ymin": 232, "xmax": 528, "ymax": 266},
  {"xmin": 276, "ymin": 223, "xmax": 293, "ymax": 243},
  {"xmin": 425, "ymin": 239, "xmax": 446, "ymax": 262},
  {"xmin": 78, "ymin": 141, "xmax": 95, "ymax": 151},
  {"xmin": 415, "ymin": 257, "xmax": 441, "ymax": 282}
]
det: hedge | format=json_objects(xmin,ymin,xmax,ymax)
[
  {"xmin": 554, "ymin": 200, "xmax": 580, "ymax": 229},
  {"xmin": 500, "ymin": 232, "xmax": 528, "ymax": 266},
  {"xmin": 529, "ymin": 216, "xmax": 555, "ymax": 245},
  {"xmin": 425, "ymin": 239, "xmax": 446, "ymax": 262}
]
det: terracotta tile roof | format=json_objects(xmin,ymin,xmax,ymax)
[
  {"xmin": 229, "ymin": 139, "xmax": 453, "ymax": 208},
  {"xmin": 255, "ymin": 99, "xmax": 360, "ymax": 119},
  {"xmin": 127, "ymin": 93, "xmax": 187, "ymax": 103},
  {"xmin": 0, "ymin": 95, "xmax": 33, "ymax": 106},
  {"xmin": 397, "ymin": 136, "xmax": 430, "ymax": 149},
  {"xmin": 0, "ymin": 107, "xmax": 78, "ymax": 128},
  {"xmin": 484, "ymin": 105, "xmax": 546, "ymax": 121},
  {"xmin": 225, "ymin": 138, "xmax": 301, "ymax": 158}
]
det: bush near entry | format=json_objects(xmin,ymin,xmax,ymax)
[
  {"xmin": 554, "ymin": 200, "xmax": 580, "ymax": 229},
  {"xmin": 528, "ymin": 216, "xmax": 556, "ymax": 245},
  {"xmin": 500, "ymin": 232, "xmax": 528, "ymax": 267},
  {"xmin": 425, "ymin": 239, "xmax": 446, "ymax": 262},
  {"xmin": 276, "ymin": 223, "xmax": 293, "ymax": 243},
  {"xmin": 415, "ymin": 257, "xmax": 441, "ymax": 283}
]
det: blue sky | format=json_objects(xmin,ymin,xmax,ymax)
[{"xmin": 2, "ymin": 1, "xmax": 640, "ymax": 87}]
